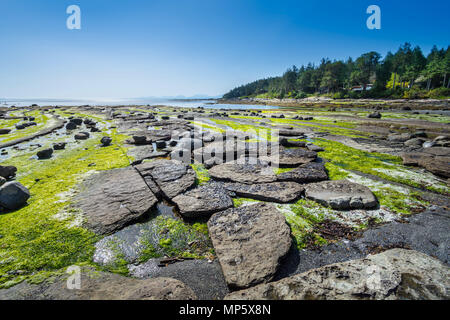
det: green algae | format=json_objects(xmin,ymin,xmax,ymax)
[
  {"xmin": 191, "ymin": 163, "xmax": 211, "ymax": 185},
  {"xmin": 315, "ymin": 138, "xmax": 448, "ymax": 194},
  {"xmin": 210, "ymin": 119, "xmax": 275, "ymax": 141},
  {"xmin": 0, "ymin": 111, "xmax": 52, "ymax": 144},
  {"xmin": 232, "ymin": 197, "xmax": 259, "ymax": 208},
  {"xmin": 0, "ymin": 125, "xmax": 131, "ymax": 288},
  {"xmin": 278, "ymin": 199, "xmax": 329, "ymax": 249},
  {"xmin": 190, "ymin": 121, "xmax": 224, "ymax": 133}
]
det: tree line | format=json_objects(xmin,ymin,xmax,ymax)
[{"xmin": 223, "ymin": 43, "xmax": 450, "ymax": 99}]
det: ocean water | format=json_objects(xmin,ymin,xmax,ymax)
[{"xmin": 0, "ymin": 98, "xmax": 278, "ymax": 110}]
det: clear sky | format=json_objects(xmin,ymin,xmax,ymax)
[{"xmin": 0, "ymin": 0, "xmax": 449, "ymax": 99}]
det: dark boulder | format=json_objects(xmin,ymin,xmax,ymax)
[
  {"xmin": 0, "ymin": 166, "xmax": 17, "ymax": 179},
  {"xmin": 0, "ymin": 181, "xmax": 30, "ymax": 210},
  {"xmin": 37, "ymin": 148, "xmax": 53, "ymax": 159}
]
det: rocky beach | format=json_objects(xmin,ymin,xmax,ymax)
[{"xmin": 0, "ymin": 99, "xmax": 449, "ymax": 300}]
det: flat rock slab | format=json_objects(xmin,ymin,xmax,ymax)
[
  {"xmin": 129, "ymin": 259, "xmax": 229, "ymax": 300},
  {"xmin": 207, "ymin": 202, "xmax": 292, "ymax": 288},
  {"xmin": 226, "ymin": 249, "xmax": 450, "ymax": 300},
  {"xmin": 126, "ymin": 144, "xmax": 168, "ymax": 165},
  {"xmin": 401, "ymin": 151, "xmax": 450, "ymax": 178},
  {"xmin": 172, "ymin": 182, "xmax": 233, "ymax": 218},
  {"xmin": 260, "ymin": 147, "xmax": 317, "ymax": 167},
  {"xmin": 135, "ymin": 159, "xmax": 196, "ymax": 199},
  {"xmin": 193, "ymin": 141, "xmax": 257, "ymax": 163},
  {"xmin": 276, "ymin": 162, "xmax": 328, "ymax": 183},
  {"xmin": 0, "ymin": 268, "xmax": 196, "ymax": 300},
  {"xmin": 208, "ymin": 162, "xmax": 277, "ymax": 184},
  {"xmin": 224, "ymin": 181, "xmax": 304, "ymax": 203},
  {"xmin": 305, "ymin": 179, "xmax": 378, "ymax": 210},
  {"xmin": 76, "ymin": 167, "xmax": 157, "ymax": 235}
]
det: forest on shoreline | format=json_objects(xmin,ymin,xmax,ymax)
[{"xmin": 223, "ymin": 43, "xmax": 450, "ymax": 100}]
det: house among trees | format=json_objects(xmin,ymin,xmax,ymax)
[{"xmin": 351, "ymin": 84, "xmax": 374, "ymax": 92}]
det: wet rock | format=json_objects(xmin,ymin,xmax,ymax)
[
  {"xmin": 100, "ymin": 136, "xmax": 112, "ymax": 146},
  {"xmin": 368, "ymin": 111, "xmax": 382, "ymax": 119},
  {"xmin": 37, "ymin": 148, "xmax": 53, "ymax": 159},
  {"xmin": 172, "ymin": 182, "xmax": 233, "ymax": 218},
  {"xmin": 129, "ymin": 259, "xmax": 229, "ymax": 300},
  {"xmin": 412, "ymin": 131, "xmax": 427, "ymax": 138},
  {"xmin": 0, "ymin": 129, "xmax": 11, "ymax": 135},
  {"xmin": 53, "ymin": 142, "xmax": 66, "ymax": 150},
  {"xmin": 278, "ymin": 129, "xmax": 308, "ymax": 137},
  {"xmin": 433, "ymin": 136, "xmax": 450, "ymax": 147},
  {"xmin": 305, "ymin": 180, "xmax": 378, "ymax": 210},
  {"xmin": 0, "ymin": 176, "xmax": 5, "ymax": 187},
  {"xmin": 0, "ymin": 268, "xmax": 197, "ymax": 300},
  {"xmin": 65, "ymin": 122, "xmax": 77, "ymax": 130},
  {"xmin": 306, "ymin": 144, "xmax": 324, "ymax": 152},
  {"xmin": 208, "ymin": 203, "xmax": 292, "ymax": 288},
  {"xmin": 75, "ymin": 167, "xmax": 158, "ymax": 235},
  {"xmin": 276, "ymin": 162, "xmax": 328, "ymax": 183},
  {"xmin": 0, "ymin": 181, "xmax": 30, "ymax": 210},
  {"xmin": 224, "ymin": 181, "xmax": 304, "ymax": 203},
  {"xmin": 135, "ymin": 159, "xmax": 196, "ymax": 199},
  {"xmin": 226, "ymin": 249, "xmax": 450, "ymax": 300},
  {"xmin": 279, "ymin": 138, "xmax": 306, "ymax": 148},
  {"xmin": 387, "ymin": 133, "xmax": 412, "ymax": 142},
  {"xmin": 74, "ymin": 132, "xmax": 90, "ymax": 140},
  {"xmin": 132, "ymin": 135, "xmax": 150, "ymax": 145},
  {"xmin": 0, "ymin": 165, "xmax": 17, "ymax": 179},
  {"xmin": 404, "ymin": 138, "xmax": 425, "ymax": 147},
  {"xmin": 15, "ymin": 124, "xmax": 25, "ymax": 130},
  {"xmin": 208, "ymin": 161, "xmax": 278, "ymax": 184},
  {"xmin": 70, "ymin": 118, "xmax": 83, "ymax": 126},
  {"xmin": 155, "ymin": 140, "xmax": 166, "ymax": 149}
]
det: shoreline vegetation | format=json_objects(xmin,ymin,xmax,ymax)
[{"xmin": 222, "ymin": 43, "xmax": 450, "ymax": 101}]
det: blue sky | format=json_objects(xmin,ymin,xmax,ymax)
[{"xmin": 0, "ymin": 0, "xmax": 449, "ymax": 99}]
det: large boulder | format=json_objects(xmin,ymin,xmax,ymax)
[
  {"xmin": 208, "ymin": 161, "xmax": 277, "ymax": 184},
  {"xmin": 100, "ymin": 136, "xmax": 112, "ymax": 146},
  {"xmin": 135, "ymin": 159, "xmax": 196, "ymax": 199},
  {"xmin": 207, "ymin": 202, "xmax": 292, "ymax": 288},
  {"xmin": 224, "ymin": 181, "xmax": 304, "ymax": 203},
  {"xmin": 0, "ymin": 268, "xmax": 197, "ymax": 300},
  {"xmin": 75, "ymin": 167, "xmax": 158, "ymax": 235},
  {"xmin": 0, "ymin": 165, "xmax": 17, "ymax": 179},
  {"xmin": 276, "ymin": 162, "xmax": 328, "ymax": 183},
  {"xmin": 305, "ymin": 180, "xmax": 378, "ymax": 210},
  {"xmin": 225, "ymin": 249, "xmax": 450, "ymax": 300},
  {"xmin": 74, "ymin": 132, "xmax": 90, "ymax": 140},
  {"xmin": 0, "ymin": 181, "xmax": 30, "ymax": 210},
  {"xmin": 37, "ymin": 148, "xmax": 53, "ymax": 159},
  {"xmin": 172, "ymin": 182, "xmax": 233, "ymax": 218}
]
